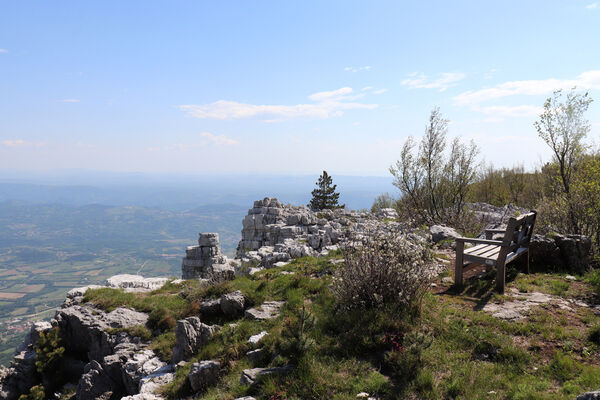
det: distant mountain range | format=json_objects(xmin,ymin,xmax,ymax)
[{"xmin": 0, "ymin": 171, "xmax": 395, "ymax": 211}]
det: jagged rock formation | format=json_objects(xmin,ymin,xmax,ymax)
[
  {"xmin": 530, "ymin": 233, "xmax": 592, "ymax": 273},
  {"xmin": 171, "ymin": 317, "xmax": 218, "ymax": 364},
  {"xmin": 234, "ymin": 197, "xmax": 407, "ymax": 272},
  {"xmin": 181, "ymin": 233, "xmax": 238, "ymax": 280}
]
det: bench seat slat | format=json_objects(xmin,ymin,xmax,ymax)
[{"xmin": 465, "ymin": 244, "xmax": 495, "ymax": 257}]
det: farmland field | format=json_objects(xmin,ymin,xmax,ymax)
[{"xmin": 0, "ymin": 201, "xmax": 245, "ymax": 365}]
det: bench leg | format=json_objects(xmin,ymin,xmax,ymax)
[
  {"xmin": 496, "ymin": 260, "xmax": 506, "ymax": 294},
  {"xmin": 455, "ymin": 242, "xmax": 464, "ymax": 287},
  {"xmin": 522, "ymin": 252, "xmax": 530, "ymax": 274}
]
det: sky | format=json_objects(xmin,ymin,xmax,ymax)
[{"xmin": 1, "ymin": 1, "xmax": 599, "ymax": 176}]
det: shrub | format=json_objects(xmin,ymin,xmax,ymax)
[
  {"xmin": 18, "ymin": 385, "xmax": 45, "ymax": 400},
  {"xmin": 588, "ymin": 324, "xmax": 600, "ymax": 345},
  {"xmin": 34, "ymin": 328, "xmax": 65, "ymax": 375},
  {"xmin": 276, "ymin": 304, "xmax": 315, "ymax": 362},
  {"xmin": 384, "ymin": 331, "xmax": 433, "ymax": 385},
  {"xmin": 333, "ymin": 230, "xmax": 435, "ymax": 310}
]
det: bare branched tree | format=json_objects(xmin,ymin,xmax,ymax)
[{"xmin": 390, "ymin": 107, "xmax": 479, "ymax": 225}]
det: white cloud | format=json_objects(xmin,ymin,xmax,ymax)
[
  {"xmin": 586, "ymin": 2, "xmax": 597, "ymax": 9},
  {"xmin": 361, "ymin": 86, "xmax": 373, "ymax": 91},
  {"xmin": 178, "ymin": 87, "xmax": 378, "ymax": 121},
  {"xmin": 146, "ymin": 133, "xmax": 239, "ymax": 151},
  {"xmin": 200, "ymin": 132, "xmax": 239, "ymax": 146},
  {"xmin": 59, "ymin": 99, "xmax": 80, "ymax": 103},
  {"xmin": 0, "ymin": 49, "xmax": 7, "ymax": 53},
  {"xmin": 483, "ymin": 68, "xmax": 499, "ymax": 80},
  {"xmin": 344, "ymin": 66, "xmax": 372, "ymax": 72},
  {"xmin": 473, "ymin": 105, "xmax": 542, "ymax": 117},
  {"xmin": 401, "ymin": 72, "xmax": 466, "ymax": 92},
  {"xmin": 373, "ymin": 88, "xmax": 388, "ymax": 94},
  {"xmin": 453, "ymin": 70, "xmax": 600, "ymax": 105},
  {"xmin": 308, "ymin": 87, "xmax": 357, "ymax": 101},
  {"xmin": 2, "ymin": 139, "xmax": 47, "ymax": 147}
]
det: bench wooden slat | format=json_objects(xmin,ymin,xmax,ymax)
[{"xmin": 465, "ymin": 244, "xmax": 496, "ymax": 257}]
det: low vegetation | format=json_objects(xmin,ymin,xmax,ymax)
[{"xmin": 80, "ymin": 242, "xmax": 600, "ymax": 399}]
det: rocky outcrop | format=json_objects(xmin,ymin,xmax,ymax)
[
  {"xmin": 182, "ymin": 233, "xmax": 237, "ymax": 280},
  {"xmin": 233, "ymin": 197, "xmax": 410, "ymax": 273},
  {"xmin": 106, "ymin": 275, "xmax": 170, "ymax": 292},
  {"xmin": 220, "ymin": 291, "xmax": 246, "ymax": 317},
  {"xmin": 578, "ymin": 391, "xmax": 600, "ymax": 400},
  {"xmin": 187, "ymin": 360, "xmax": 221, "ymax": 392},
  {"xmin": 429, "ymin": 225, "xmax": 460, "ymax": 243},
  {"xmin": 467, "ymin": 202, "xmax": 529, "ymax": 227},
  {"xmin": 56, "ymin": 306, "xmax": 149, "ymax": 361},
  {"xmin": 76, "ymin": 360, "xmax": 118, "ymax": 400},
  {"xmin": 530, "ymin": 233, "xmax": 592, "ymax": 273},
  {"xmin": 171, "ymin": 317, "xmax": 218, "ymax": 364}
]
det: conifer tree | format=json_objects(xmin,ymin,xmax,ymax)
[{"xmin": 308, "ymin": 171, "xmax": 343, "ymax": 211}]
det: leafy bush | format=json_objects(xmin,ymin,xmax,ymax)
[{"xmin": 333, "ymin": 230, "xmax": 435, "ymax": 310}]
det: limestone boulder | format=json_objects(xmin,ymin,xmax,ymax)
[
  {"xmin": 244, "ymin": 301, "xmax": 284, "ymax": 321},
  {"xmin": 240, "ymin": 366, "xmax": 293, "ymax": 385},
  {"xmin": 76, "ymin": 360, "xmax": 118, "ymax": 400},
  {"xmin": 220, "ymin": 291, "xmax": 245, "ymax": 316},
  {"xmin": 171, "ymin": 317, "xmax": 218, "ymax": 363},
  {"xmin": 188, "ymin": 360, "xmax": 221, "ymax": 392},
  {"xmin": 578, "ymin": 391, "xmax": 600, "ymax": 400},
  {"xmin": 106, "ymin": 275, "xmax": 169, "ymax": 292},
  {"xmin": 55, "ymin": 305, "xmax": 149, "ymax": 361},
  {"xmin": 430, "ymin": 225, "xmax": 460, "ymax": 243}
]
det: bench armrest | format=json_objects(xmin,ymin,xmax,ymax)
[
  {"xmin": 455, "ymin": 237, "xmax": 503, "ymax": 246},
  {"xmin": 485, "ymin": 228, "xmax": 506, "ymax": 239}
]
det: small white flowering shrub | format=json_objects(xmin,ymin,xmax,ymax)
[{"xmin": 333, "ymin": 230, "xmax": 435, "ymax": 310}]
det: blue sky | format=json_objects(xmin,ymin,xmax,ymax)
[{"xmin": 1, "ymin": 1, "xmax": 599, "ymax": 176}]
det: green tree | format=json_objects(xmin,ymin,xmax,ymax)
[
  {"xmin": 308, "ymin": 171, "xmax": 343, "ymax": 211},
  {"xmin": 535, "ymin": 88, "xmax": 593, "ymax": 234}
]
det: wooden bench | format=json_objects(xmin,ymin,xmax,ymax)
[{"xmin": 454, "ymin": 211, "xmax": 537, "ymax": 293}]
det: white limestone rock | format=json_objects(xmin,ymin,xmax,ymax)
[
  {"xmin": 106, "ymin": 275, "xmax": 169, "ymax": 292},
  {"xmin": 244, "ymin": 301, "xmax": 284, "ymax": 321},
  {"xmin": 188, "ymin": 360, "xmax": 221, "ymax": 392}
]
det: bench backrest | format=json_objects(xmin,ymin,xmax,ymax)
[{"xmin": 501, "ymin": 210, "xmax": 537, "ymax": 253}]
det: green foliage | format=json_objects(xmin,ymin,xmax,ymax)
[
  {"xmin": 18, "ymin": 385, "xmax": 45, "ymax": 400},
  {"xmin": 548, "ymin": 351, "xmax": 582, "ymax": 383},
  {"xmin": 585, "ymin": 269, "xmax": 600, "ymax": 295},
  {"xmin": 150, "ymin": 331, "xmax": 176, "ymax": 362},
  {"xmin": 588, "ymin": 324, "xmax": 600, "ymax": 346},
  {"xmin": 384, "ymin": 331, "xmax": 433, "ymax": 386},
  {"xmin": 468, "ymin": 163, "xmax": 544, "ymax": 209},
  {"xmin": 276, "ymin": 304, "xmax": 315, "ymax": 362},
  {"xmin": 370, "ymin": 192, "xmax": 396, "ymax": 213},
  {"xmin": 106, "ymin": 324, "xmax": 152, "ymax": 341},
  {"xmin": 308, "ymin": 170, "xmax": 344, "ymax": 211},
  {"xmin": 83, "ymin": 287, "xmax": 189, "ymax": 332},
  {"xmin": 34, "ymin": 328, "xmax": 65, "ymax": 375}
]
